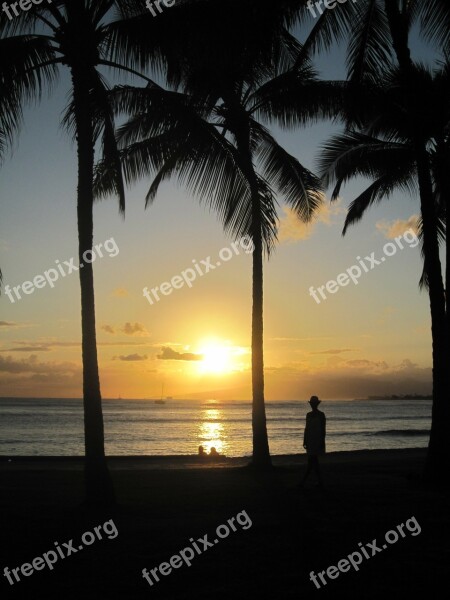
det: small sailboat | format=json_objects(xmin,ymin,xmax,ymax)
[{"xmin": 155, "ymin": 383, "xmax": 167, "ymax": 404}]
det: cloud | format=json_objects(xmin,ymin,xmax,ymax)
[
  {"xmin": 1, "ymin": 346, "xmax": 50, "ymax": 352},
  {"xmin": 376, "ymin": 215, "xmax": 419, "ymax": 239},
  {"xmin": 112, "ymin": 288, "xmax": 129, "ymax": 297},
  {"xmin": 0, "ymin": 321, "xmax": 18, "ymax": 327},
  {"xmin": 311, "ymin": 348, "xmax": 355, "ymax": 355},
  {"xmin": 345, "ymin": 359, "xmax": 389, "ymax": 371},
  {"xmin": 6, "ymin": 340, "xmax": 149, "ymax": 349},
  {"xmin": 0, "ymin": 354, "xmax": 80, "ymax": 375},
  {"xmin": 398, "ymin": 358, "xmax": 418, "ymax": 370},
  {"xmin": 157, "ymin": 347, "xmax": 203, "ymax": 361},
  {"xmin": 114, "ymin": 353, "xmax": 148, "ymax": 362},
  {"xmin": 0, "ymin": 354, "xmax": 82, "ymax": 395},
  {"xmin": 278, "ymin": 198, "xmax": 344, "ymax": 243},
  {"xmin": 121, "ymin": 322, "xmax": 149, "ymax": 336},
  {"xmin": 101, "ymin": 325, "xmax": 115, "ymax": 334},
  {"xmin": 271, "ymin": 336, "xmax": 334, "ymax": 342},
  {"xmin": 103, "ymin": 322, "xmax": 150, "ymax": 336}
]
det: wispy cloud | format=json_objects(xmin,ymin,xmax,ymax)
[
  {"xmin": 376, "ymin": 215, "xmax": 419, "ymax": 239},
  {"xmin": 101, "ymin": 325, "xmax": 115, "ymax": 334},
  {"xmin": 1, "ymin": 346, "xmax": 50, "ymax": 352},
  {"xmin": 311, "ymin": 348, "xmax": 355, "ymax": 355},
  {"xmin": 121, "ymin": 322, "xmax": 149, "ymax": 336},
  {"xmin": 157, "ymin": 347, "xmax": 203, "ymax": 361},
  {"xmin": 345, "ymin": 359, "xmax": 389, "ymax": 371},
  {"xmin": 278, "ymin": 197, "xmax": 344, "ymax": 243},
  {"xmin": 0, "ymin": 354, "xmax": 80, "ymax": 375},
  {"xmin": 270, "ymin": 336, "xmax": 334, "ymax": 342},
  {"xmin": 114, "ymin": 353, "xmax": 148, "ymax": 362}
]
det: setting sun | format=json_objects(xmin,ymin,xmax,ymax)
[{"xmin": 198, "ymin": 341, "xmax": 233, "ymax": 374}]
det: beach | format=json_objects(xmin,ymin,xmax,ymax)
[{"xmin": 1, "ymin": 448, "xmax": 447, "ymax": 599}]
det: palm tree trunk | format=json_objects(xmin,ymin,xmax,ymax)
[
  {"xmin": 415, "ymin": 145, "xmax": 450, "ymax": 482},
  {"xmin": 383, "ymin": 0, "xmax": 412, "ymax": 73},
  {"xmin": 234, "ymin": 122, "xmax": 271, "ymax": 468},
  {"xmin": 71, "ymin": 65, "xmax": 115, "ymax": 506},
  {"xmin": 251, "ymin": 200, "xmax": 271, "ymax": 467}
]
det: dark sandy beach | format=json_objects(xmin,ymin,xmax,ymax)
[{"xmin": 0, "ymin": 448, "xmax": 447, "ymax": 599}]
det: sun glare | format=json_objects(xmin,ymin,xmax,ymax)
[
  {"xmin": 198, "ymin": 342, "xmax": 233, "ymax": 374},
  {"xmin": 192, "ymin": 338, "xmax": 250, "ymax": 375}
]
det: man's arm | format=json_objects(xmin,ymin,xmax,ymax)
[
  {"xmin": 321, "ymin": 413, "xmax": 326, "ymax": 448},
  {"xmin": 303, "ymin": 414, "xmax": 308, "ymax": 448}
]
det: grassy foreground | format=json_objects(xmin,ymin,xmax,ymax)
[{"xmin": 0, "ymin": 449, "xmax": 447, "ymax": 599}]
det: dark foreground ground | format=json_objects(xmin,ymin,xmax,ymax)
[{"xmin": 0, "ymin": 449, "xmax": 448, "ymax": 599}]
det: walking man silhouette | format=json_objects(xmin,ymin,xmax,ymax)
[{"xmin": 300, "ymin": 396, "xmax": 326, "ymax": 488}]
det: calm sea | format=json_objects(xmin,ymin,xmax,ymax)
[{"xmin": 0, "ymin": 398, "xmax": 431, "ymax": 457}]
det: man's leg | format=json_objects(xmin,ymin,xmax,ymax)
[
  {"xmin": 301, "ymin": 456, "xmax": 313, "ymax": 485},
  {"xmin": 312, "ymin": 456, "xmax": 324, "ymax": 487}
]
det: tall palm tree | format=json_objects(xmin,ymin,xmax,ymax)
[
  {"xmin": 317, "ymin": 0, "xmax": 450, "ymax": 482},
  {"xmin": 419, "ymin": 0, "xmax": 450, "ymax": 352},
  {"xmin": 319, "ymin": 62, "xmax": 450, "ymax": 480},
  {"xmin": 0, "ymin": 0, "xmax": 178, "ymax": 505},
  {"xmin": 95, "ymin": 31, "xmax": 342, "ymax": 466}
]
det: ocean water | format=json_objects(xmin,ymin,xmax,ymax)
[{"xmin": 0, "ymin": 398, "xmax": 431, "ymax": 457}]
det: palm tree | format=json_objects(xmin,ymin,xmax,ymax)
[
  {"xmin": 316, "ymin": 0, "xmax": 450, "ymax": 482},
  {"xmin": 319, "ymin": 62, "xmax": 450, "ymax": 481},
  {"xmin": 419, "ymin": 0, "xmax": 450, "ymax": 352},
  {"xmin": 0, "ymin": 0, "xmax": 179, "ymax": 505},
  {"xmin": 95, "ymin": 29, "xmax": 343, "ymax": 466}
]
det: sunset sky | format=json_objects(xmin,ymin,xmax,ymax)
[{"xmin": 0, "ymin": 23, "xmax": 437, "ymax": 400}]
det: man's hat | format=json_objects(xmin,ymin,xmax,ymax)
[{"xmin": 309, "ymin": 395, "xmax": 321, "ymax": 406}]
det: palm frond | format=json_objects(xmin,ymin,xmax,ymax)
[
  {"xmin": 346, "ymin": 0, "xmax": 394, "ymax": 83},
  {"xmin": 416, "ymin": 0, "xmax": 450, "ymax": 56},
  {"xmin": 319, "ymin": 131, "xmax": 416, "ymax": 197},
  {"xmin": 342, "ymin": 167, "xmax": 416, "ymax": 234},
  {"xmin": 255, "ymin": 122, "xmax": 323, "ymax": 222},
  {"xmin": 0, "ymin": 36, "xmax": 59, "ymax": 161},
  {"xmin": 251, "ymin": 72, "xmax": 347, "ymax": 129}
]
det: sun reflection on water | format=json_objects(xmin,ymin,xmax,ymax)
[{"xmin": 198, "ymin": 408, "xmax": 227, "ymax": 455}]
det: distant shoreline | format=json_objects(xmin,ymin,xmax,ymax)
[{"xmin": 353, "ymin": 395, "xmax": 432, "ymax": 401}]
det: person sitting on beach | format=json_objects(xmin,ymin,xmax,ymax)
[
  {"xmin": 300, "ymin": 396, "xmax": 326, "ymax": 488},
  {"xmin": 198, "ymin": 445, "xmax": 206, "ymax": 457},
  {"xmin": 209, "ymin": 446, "xmax": 219, "ymax": 457}
]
